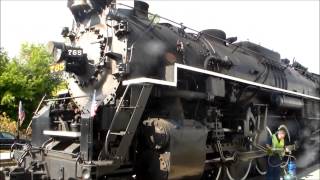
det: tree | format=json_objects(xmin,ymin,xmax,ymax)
[
  {"xmin": 0, "ymin": 48, "xmax": 9, "ymax": 74},
  {"xmin": 0, "ymin": 43, "xmax": 61, "ymax": 130}
]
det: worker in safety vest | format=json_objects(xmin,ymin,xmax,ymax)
[{"xmin": 266, "ymin": 127, "xmax": 288, "ymax": 180}]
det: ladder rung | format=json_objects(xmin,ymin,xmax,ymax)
[
  {"xmin": 110, "ymin": 131, "xmax": 126, "ymax": 136},
  {"xmin": 105, "ymin": 84, "xmax": 153, "ymax": 160},
  {"xmin": 120, "ymin": 106, "xmax": 138, "ymax": 109}
]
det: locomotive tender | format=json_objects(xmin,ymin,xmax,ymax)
[{"xmin": 3, "ymin": 0, "xmax": 319, "ymax": 179}]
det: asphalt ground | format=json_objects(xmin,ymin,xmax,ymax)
[{"xmin": 298, "ymin": 164, "xmax": 320, "ymax": 180}]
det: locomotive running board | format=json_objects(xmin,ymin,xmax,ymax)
[
  {"xmin": 43, "ymin": 130, "xmax": 81, "ymax": 138},
  {"xmin": 123, "ymin": 63, "xmax": 320, "ymax": 101}
]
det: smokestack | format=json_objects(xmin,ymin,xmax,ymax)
[
  {"xmin": 134, "ymin": 1, "xmax": 149, "ymax": 19},
  {"xmin": 67, "ymin": 0, "xmax": 92, "ymax": 23}
]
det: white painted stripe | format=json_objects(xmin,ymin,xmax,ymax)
[
  {"xmin": 43, "ymin": 130, "xmax": 81, "ymax": 138},
  {"xmin": 123, "ymin": 63, "xmax": 320, "ymax": 101},
  {"xmin": 175, "ymin": 64, "xmax": 320, "ymax": 100},
  {"xmin": 123, "ymin": 77, "xmax": 176, "ymax": 86}
]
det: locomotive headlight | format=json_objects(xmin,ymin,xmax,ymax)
[
  {"xmin": 47, "ymin": 41, "xmax": 66, "ymax": 63},
  {"xmin": 47, "ymin": 41, "xmax": 84, "ymax": 61},
  {"xmin": 53, "ymin": 49, "xmax": 63, "ymax": 63},
  {"xmin": 47, "ymin": 41, "xmax": 86, "ymax": 75}
]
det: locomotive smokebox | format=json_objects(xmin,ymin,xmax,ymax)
[{"xmin": 134, "ymin": 1, "xmax": 149, "ymax": 19}]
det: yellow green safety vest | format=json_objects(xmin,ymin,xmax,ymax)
[
  {"xmin": 268, "ymin": 134, "xmax": 285, "ymax": 157},
  {"xmin": 272, "ymin": 134, "xmax": 284, "ymax": 149}
]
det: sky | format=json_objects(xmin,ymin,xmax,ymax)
[{"xmin": 1, "ymin": 0, "xmax": 319, "ymax": 74}]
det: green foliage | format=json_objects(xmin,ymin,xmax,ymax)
[
  {"xmin": 0, "ymin": 48, "xmax": 9, "ymax": 74},
  {"xmin": 0, "ymin": 43, "xmax": 61, "ymax": 128}
]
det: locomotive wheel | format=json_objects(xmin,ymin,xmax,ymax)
[
  {"xmin": 135, "ymin": 149, "xmax": 169, "ymax": 180},
  {"xmin": 253, "ymin": 128, "xmax": 270, "ymax": 175},
  {"xmin": 201, "ymin": 165, "xmax": 222, "ymax": 180},
  {"xmin": 255, "ymin": 158, "xmax": 267, "ymax": 175},
  {"xmin": 215, "ymin": 166, "xmax": 222, "ymax": 180},
  {"xmin": 225, "ymin": 160, "xmax": 252, "ymax": 180}
]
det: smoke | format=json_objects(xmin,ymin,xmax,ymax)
[
  {"xmin": 295, "ymin": 121, "xmax": 320, "ymax": 168},
  {"xmin": 296, "ymin": 143, "xmax": 319, "ymax": 168},
  {"xmin": 144, "ymin": 41, "xmax": 166, "ymax": 57},
  {"xmin": 130, "ymin": 40, "xmax": 168, "ymax": 77}
]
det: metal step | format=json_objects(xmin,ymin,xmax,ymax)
[
  {"xmin": 43, "ymin": 130, "xmax": 81, "ymax": 138},
  {"xmin": 109, "ymin": 131, "xmax": 126, "ymax": 136},
  {"xmin": 120, "ymin": 106, "xmax": 138, "ymax": 109}
]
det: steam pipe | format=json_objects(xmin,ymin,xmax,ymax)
[{"xmin": 274, "ymin": 95, "xmax": 304, "ymax": 109}]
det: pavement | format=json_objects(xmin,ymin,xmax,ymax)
[
  {"xmin": 247, "ymin": 164, "xmax": 320, "ymax": 180},
  {"xmin": 298, "ymin": 164, "xmax": 320, "ymax": 180}
]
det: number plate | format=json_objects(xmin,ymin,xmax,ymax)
[
  {"xmin": 66, "ymin": 48, "xmax": 83, "ymax": 57},
  {"xmin": 50, "ymin": 63, "xmax": 65, "ymax": 73}
]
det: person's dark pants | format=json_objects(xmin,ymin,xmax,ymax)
[
  {"xmin": 267, "ymin": 156, "xmax": 281, "ymax": 180},
  {"xmin": 267, "ymin": 165, "xmax": 280, "ymax": 180}
]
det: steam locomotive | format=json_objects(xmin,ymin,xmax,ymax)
[{"xmin": 3, "ymin": 0, "xmax": 319, "ymax": 179}]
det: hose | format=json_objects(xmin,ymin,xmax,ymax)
[
  {"xmin": 254, "ymin": 142, "xmax": 294, "ymax": 168},
  {"xmin": 267, "ymin": 154, "xmax": 295, "ymax": 168}
]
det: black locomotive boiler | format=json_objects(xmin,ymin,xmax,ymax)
[{"xmin": 3, "ymin": 0, "xmax": 319, "ymax": 179}]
